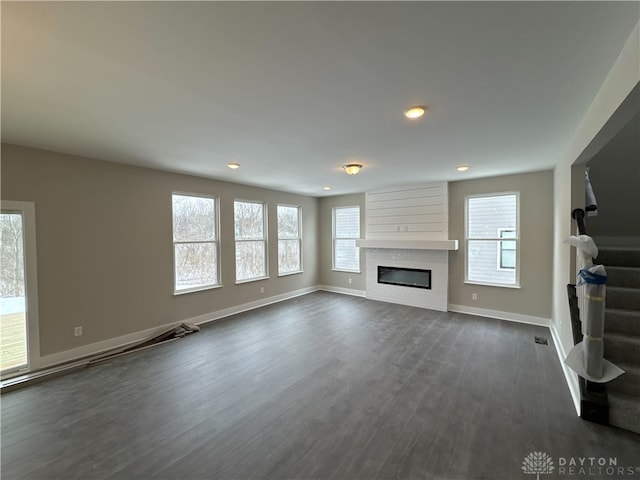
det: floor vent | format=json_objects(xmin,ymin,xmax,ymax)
[{"xmin": 534, "ymin": 336, "xmax": 549, "ymax": 345}]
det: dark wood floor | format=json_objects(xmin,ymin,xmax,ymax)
[{"xmin": 2, "ymin": 291, "xmax": 639, "ymax": 479}]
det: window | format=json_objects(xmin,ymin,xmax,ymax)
[
  {"xmin": 333, "ymin": 206, "xmax": 360, "ymax": 272},
  {"xmin": 1, "ymin": 201, "xmax": 40, "ymax": 377},
  {"xmin": 498, "ymin": 229, "xmax": 516, "ymax": 270},
  {"xmin": 466, "ymin": 193, "xmax": 519, "ymax": 286},
  {"xmin": 235, "ymin": 200, "xmax": 267, "ymax": 282},
  {"xmin": 277, "ymin": 205, "xmax": 302, "ymax": 275},
  {"xmin": 172, "ymin": 193, "xmax": 219, "ymax": 294}
]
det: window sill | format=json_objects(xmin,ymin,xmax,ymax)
[
  {"xmin": 278, "ymin": 270, "xmax": 303, "ymax": 277},
  {"xmin": 332, "ymin": 269, "xmax": 361, "ymax": 274},
  {"xmin": 464, "ymin": 280, "xmax": 521, "ymax": 289},
  {"xmin": 174, "ymin": 284, "xmax": 223, "ymax": 296},
  {"xmin": 235, "ymin": 276, "xmax": 270, "ymax": 285}
]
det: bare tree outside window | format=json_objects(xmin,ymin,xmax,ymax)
[
  {"xmin": 277, "ymin": 205, "xmax": 301, "ymax": 275},
  {"xmin": 235, "ymin": 201, "xmax": 267, "ymax": 282},
  {"xmin": 1, "ymin": 214, "xmax": 25, "ymax": 298},
  {"xmin": 172, "ymin": 194, "xmax": 218, "ymax": 293},
  {"xmin": 1, "ymin": 211, "xmax": 28, "ymax": 372}
]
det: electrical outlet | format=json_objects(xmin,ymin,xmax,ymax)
[
  {"xmin": 472, "ymin": 293, "xmax": 478, "ymax": 301},
  {"xmin": 348, "ymin": 278, "xmax": 352, "ymax": 284},
  {"xmin": 74, "ymin": 326, "xmax": 83, "ymax": 337},
  {"xmin": 260, "ymin": 286, "xmax": 264, "ymax": 293}
]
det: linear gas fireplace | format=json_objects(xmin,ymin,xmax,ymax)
[{"xmin": 377, "ymin": 266, "xmax": 432, "ymax": 290}]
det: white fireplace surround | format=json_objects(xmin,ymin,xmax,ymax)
[
  {"xmin": 365, "ymin": 248, "xmax": 449, "ymax": 311},
  {"xmin": 358, "ymin": 182, "xmax": 458, "ymax": 311}
]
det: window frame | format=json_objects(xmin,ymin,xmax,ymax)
[
  {"xmin": 234, "ymin": 199, "xmax": 269, "ymax": 284},
  {"xmin": 332, "ymin": 205, "xmax": 361, "ymax": 273},
  {"xmin": 277, "ymin": 204, "xmax": 303, "ymax": 276},
  {"xmin": 172, "ymin": 192, "xmax": 221, "ymax": 296},
  {"xmin": 0, "ymin": 201, "xmax": 41, "ymax": 378},
  {"xmin": 464, "ymin": 192, "xmax": 520, "ymax": 288}
]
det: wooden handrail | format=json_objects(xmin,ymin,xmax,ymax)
[{"xmin": 572, "ymin": 208, "xmax": 587, "ymax": 235}]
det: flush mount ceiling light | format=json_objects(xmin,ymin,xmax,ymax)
[
  {"xmin": 227, "ymin": 163, "xmax": 240, "ymax": 169},
  {"xmin": 323, "ymin": 185, "xmax": 332, "ymax": 191},
  {"xmin": 456, "ymin": 165, "xmax": 470, "ymax": 172},
  {"xmin": 343, "ymin": 163, "xmax": 363, "ymax": 175},
  {"xmin": 404, "ymin": 105, "xmax": 428, "ymax": 119}
]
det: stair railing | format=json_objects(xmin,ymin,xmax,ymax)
[{"xmin": 568, "ymin": 208, "xmax": 608, "ymax": 424}]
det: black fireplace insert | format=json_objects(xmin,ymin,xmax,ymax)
[{"xmin": 377, "ymin": 266, "xmax": 431, "ymax": 290}]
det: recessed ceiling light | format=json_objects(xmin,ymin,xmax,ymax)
[
  {"xmin": 457, "ymin": 165, "xmax": 470, "ymax": 172},
  {"xmin": 404, "ymin": 105, "xmax": 428, "ymax": 119},
  {"xmin": 343, "ymin": 164, "xmax": 363, "ymax": 175},
  {"xmin": 227, "ymin": 163, "xmax": 240, "ymax": 169},
  {"xmin": 323, "ymin": 186, "xmax": 332, "ymax": 191}
]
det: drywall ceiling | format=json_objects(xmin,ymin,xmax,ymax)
[{"xmin": 2, "ymin": 2, "xmax": 639, "ymax": 196}]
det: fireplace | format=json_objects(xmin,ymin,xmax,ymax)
[
  {"xmin": 378, "ymin": 266, "xmax": 431, "ymax": 290},
  {"xmin": 364, "ymin": 248, "xmax": 449, "ymax": 311}
]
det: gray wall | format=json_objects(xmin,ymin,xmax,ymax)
[
  {"xmin": 448, "ymin": 171, "xmax": 554, "ymax": 319},
  {"xmin": 318, "ymin": 193, "xmax": 366, "ymax": 291},
  {"xmin": 586, "ymin": 112, "xmax": 640, "ymax": 240},
  {"xmin": 1, "ymin": 144, "xmax": 319, "ymax": 356}
]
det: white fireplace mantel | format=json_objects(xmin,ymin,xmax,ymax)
[{"xmin": 356, "ymin": 239, "xmax": 459, "ymax": 251}]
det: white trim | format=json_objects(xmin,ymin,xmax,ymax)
[
  {"xmin": 550, "ymin": 322, "xmax": 581, "ymax": 416},
  {"xmin": 37, "ymin": 286, "xmax": 319, "ymax": 371},
  {"xmin": 463, "ymin": 281, "xmax": 522, "ymax": 289},
  {"xmin": 447, "ymin": 304, "xmax": 550, "ymax": 327},
  {"xmin": 173, "ymin": 284, "xmax": 223, "ymax": 296},
  {"xmin": 192, "ymin": 286, "xmax": 318, "ymax": 326},
  {"xmin": 319, "ymin": 285, "xmax": 366, "ymax": 297},
  {"xmin": 356, "ymin": 239, "xmax": 458, "ymax": 250},
  {"xmin": 37, "ymin": 321, "xmax": 180, "ymax": 371}
]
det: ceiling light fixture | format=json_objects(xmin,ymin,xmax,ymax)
[
  {"xmin": 227, "ymin": 163, "xmax": 240, "ymax": 169},
  {"xmin": 323, "ymin": 186, "xmax": 332, "ymax": 191},
  {"xmin": 456, "ymin": 165, "xmax": 470, "ymax": 172},
  {"xmin": 404, "ymin": 105, "xmax": 428, "ymax": 119},
  {"xmin": 343, "ymin": 163, "xmax": 363, "ymax": 175}
]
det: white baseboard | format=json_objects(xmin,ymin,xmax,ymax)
[
  {"xmin": 447, "ymin": 304, "xmax": 550, "ymax": 327},
  {"xmin": 38, "ymin": 321, "xmax": 180, "ymax": 370},
  {"xmin": 191, "ymin": 286, "xmax": 320, "ymax": 327},
  {"xmin": 37, "ymin": 286, "xmax": 320, "ymax": 371},
  {"xmin": 550, "ymin": 322, "xmax": 581, "ymax": 415},
  {"xmin": 318, "ymin": 285, "xmax": 366, "ymax": 297}
]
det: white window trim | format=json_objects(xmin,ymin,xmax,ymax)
[
  {"xmin": 172, "ymin": 192, "xmax": 221, "ymax": 295},
  {"xmin": 234, "ymin": 199, "xmax": 269, "ymax": 284},
  {"xmin": 332, "ymin": 205, "xmax": 361, "ymax": 273},
  {"xmin": 464, "ymin": 192, "xmax": 520, "ymax": 288},
  {"xmin": 277, "ymin": 204, "xmax": 303, "ymax": 276}
]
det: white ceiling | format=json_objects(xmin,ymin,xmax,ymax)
[{"xmin": 2, "ymin": 2, "xmax": 638, "ymax": 197}]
